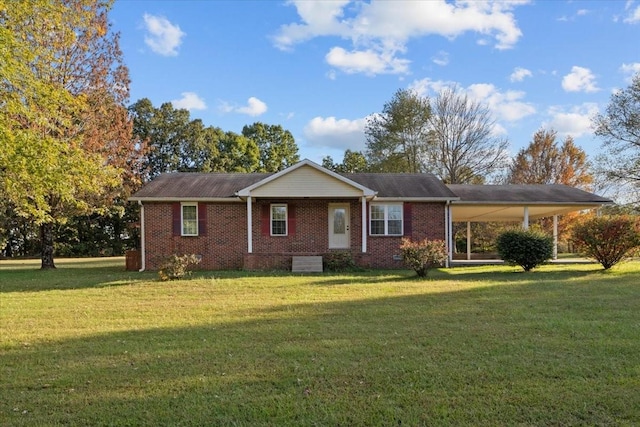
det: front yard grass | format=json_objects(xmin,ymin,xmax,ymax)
[{"xmin": 1, "ymin": 258, "xmax": 639, "ymax": 426}]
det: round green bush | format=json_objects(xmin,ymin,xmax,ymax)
[{"xmin": 496, "ymin": 229, "xmax": 553, "ymax": 271}]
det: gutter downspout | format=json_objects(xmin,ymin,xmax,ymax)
[{"xmin": 138, "ymin": 201, "xmax": 146, "ymax": 272}]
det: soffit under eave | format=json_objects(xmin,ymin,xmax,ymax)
[{"xmin": 450, "ymin": 203, "xmax": 606, "ymax": 222}]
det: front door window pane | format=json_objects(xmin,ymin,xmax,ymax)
[{"xmin": 333, "ymin": 209, "xmax": 345, "ymax": 234}]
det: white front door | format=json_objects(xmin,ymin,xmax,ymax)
[{"xmin": 329, "ymin": 204, "xmax": 350, "ymax": 249}]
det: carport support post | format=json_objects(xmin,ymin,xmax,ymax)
[
  {"xmin": 466, "ymin": 221, "xmax": 471, "ymax": 261},
  {"xmin": 523, "ymin": 206, "xmax": 529, "ymax": 230},
  {"xmin": 553, "ymin": 214, "xmax": 558, "ymax": 260}
]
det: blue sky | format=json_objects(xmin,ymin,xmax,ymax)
[{"xmin": 110, "ymin": 0, "xmax": 640, "ymax": 165}]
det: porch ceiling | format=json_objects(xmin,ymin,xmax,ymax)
[
  {"xmin": 447, "ymin": 184, "xmax": 613, "ymax": 222},
  {"xmin": 450, "ymin": 203, "xmax": 603, "ymax": 222}
]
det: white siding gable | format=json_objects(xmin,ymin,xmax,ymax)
[{"xmin": 250, "ymin": 165, "xmax": 364, "ymax": 197}]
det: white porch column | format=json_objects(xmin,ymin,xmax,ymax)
[
  {"xmin": 361, "ymin": 196, "xmax": 367, "ymax": 253},
  {"xmin": 523, "ymin": 206, "xmax": 529, "ymax": 230},
  {"xmin": 466, "ymin": 221, "xmax": 471, "ymax": 261},
  {"xmin": 447, "ymin": 203, "xmax": 453, "ymax": 267},
  {"xmin": 247, "ymin": 196, "xmax": 253, "ymax": 253},
  {"xmin": 553, "ymin": 214, "xmax": 558, "ymax": 260}
]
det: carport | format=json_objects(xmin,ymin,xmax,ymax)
[{"xmin": 446, "ymin": 184, "xmax": 614, "ymax": 263}]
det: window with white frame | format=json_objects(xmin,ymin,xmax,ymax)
[
  {"xmin": 370, "ymin": 204, "xmax": 403, "ymax": 236},
  {"xmin": 271, "ymin": 204, "xmax": 287, "ymax": 236},
  {"xmin": 181, "ymin": 203, "xmax": 198, "ymax": 236}
]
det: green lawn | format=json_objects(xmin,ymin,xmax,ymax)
[{"xmin": 1, "ymin": 258, "xmax": 639, "ymax": 426}]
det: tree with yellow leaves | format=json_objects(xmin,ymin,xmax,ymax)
[{"xmin": 0, "ymin": 0, "xmax": 140, "ymax": 268}]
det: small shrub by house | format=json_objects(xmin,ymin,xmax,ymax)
[
  {"xmin": 400, "ymin": 238, "xmax": 447, "ymax": 277},
  {"xmin": 496, "ymin": 229, "xmax": 553, "ymax": 272},
  {"xmin": 158, "ymin": 254, "xmax": 201, "ymax": 281}
]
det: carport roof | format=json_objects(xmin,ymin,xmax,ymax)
[{"xmin": 447, "ymin": 184, "xmax": 614, "ymax": 222}]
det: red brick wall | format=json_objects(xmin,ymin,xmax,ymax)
[
  {"xmin": 362, "ymin": 202, "xmax": 447, "ymax": 268},
  {"xmin": 252, "ymin": 199, "xmax": 331, "ymax": 254},
  {"xmin": 142, "ymin": 200, "xmax": 446, "ymax": 271},
  {"xmin": 143, "ymin": 202, "xmax": 247, "ymax": 270}
]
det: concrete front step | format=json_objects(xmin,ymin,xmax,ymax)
[{"xmin": 291, "ymin": 256, "xmax": 323, "ymax": 273}]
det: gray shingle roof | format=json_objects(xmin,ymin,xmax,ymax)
[
  {"xmin": 447, "ymin": 184, "xmax": 612, "ymax": 204},
  {"xmin": 343, "ymin": 173, "xmax": 457, "ymax": 199},
  {"xmin": 130, "ymin": 171, "xmax": 612, "ymax": 206},
  {"xmin": 130, "ymin": 173, "xmax": 271, "ymax": 199},
  {"xmin": 130, "ymin": 171, "xmax": 458, "ymax": 200}
]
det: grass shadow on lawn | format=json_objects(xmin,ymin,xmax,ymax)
[
  {"xmin": 2, "ymin": 257, "xmax": 635, "ymax": 294},
  {"xmin": 2, "ymin": 264, "xmax": 639, "ymax": 426},
  {"xmin": 309, "ymin": 263, "xmax": 605, "ymax": 287},
  {"xmin": 0, "ymin": 257, "xmax": 157, "ymax": 293}
]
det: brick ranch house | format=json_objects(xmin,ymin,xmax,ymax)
[{"xmin": 129, "ymin": 159, "xmax": 612, "ymax": 271}]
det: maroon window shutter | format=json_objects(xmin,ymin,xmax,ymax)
[
  {"xmin": 288, "ymin": 204, "xmax": 296, "ymax": 236},
  {"xmin": 403, "ymin": 202, "xmax": 412, "ymax": 238},
  {"xmin": 172, "ymin": 203, "xmax": 181, "ymax": 236},
  {"xmin": 198, "ymin": 203, "xmax": 207, "ymax": 236},
  {"xmin": 261, "ymin": 204, "xmax": 270, "ymax": 236}
]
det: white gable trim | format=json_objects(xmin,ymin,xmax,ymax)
[{"xmin": 235, "ymin": 159, "xmax": 376, "ymax": 198}]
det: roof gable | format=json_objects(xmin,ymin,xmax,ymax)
[{"xmin": 236, "ymin": 159, "xmax": 376, "ymax": 198}]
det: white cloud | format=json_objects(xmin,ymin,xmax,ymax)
[
  {"xmin": 237, "ymin": 97, "xmax": 268, "ymax": 116},
  {"xmin": 543, "ymin": 103, "xmax": 599, "ymax": 138},
  {"xmin": 557, "ymin": 8, "xmax": 590, "ymax": 22},
  {"xmin": 467, "ymin": 83, "xmax": 536, "ymax": 122},
  {"xmin": 272, "ymin": 0, "xmax": 351, "ymax": 50},
  {"xmin": 562, "ymin": 66, "xmax": 599, "ymax": 93},
  {"xmin": 624, "ymin": 4, "xmax": 640, "ymax": 23},
  {"xmin": 326, "ymin": 47, "xmax": 410, "ymax": 75},
  {"xmin": 408, "ymin": 78, "xmax": 453, "ymax": 97},
  {"xmin": 620, "ymin": 62, "xmax": 640, "ymax": 81},
  {"xmin": 171, "ymin": 92, "xmax": 206, "ymax": 110},
  {"xmin": 432, "ymin": 51, "xmax": 450, "ymax": 66},
  {"xmin": 219, "ymin": 97, "xmax": 268, "ymax": 117},
  {"xmin": 303, "ymin": 116, "xmax": 368, "ymax": 150},
  {"xmin": 143, "ymin": 14, "xmax": 185, "ymax": 56},
  {"xmin": 274, "ymin": 0, "xmax": 527, "ymax": 76},
  {"xmin": 410, "ymin": 78, "xmax": 536, "ymax": 123},
  {"xmin": 218, "ymin": 101, "xmax": 234, "ymax": 114},
  {"xmin": 510, "ymin": 67, "xmax": 532, "ymax": 82}
]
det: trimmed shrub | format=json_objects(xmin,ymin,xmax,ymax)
[
  {"xmin": 496, "ymin": 229, "xmax": 553, "ymax": 272},
  {"xmin": 571, "ymin": 215, "xmax": 640, "ymax": 270},
  {"xmin": 158, "ymin": 254, "xmax": 201, "ymax": 281},
  {"xmin": 400, "ymin": 238, "xmax": 448, "ymax": 278},
  {"xmin": 323, "ymin": 251, "xmax": 358, "ymax": 272}
]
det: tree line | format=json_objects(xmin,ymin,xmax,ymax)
[{"xmin": 1, "ymin": 1, "xmax": 639, "ymax": 267}]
